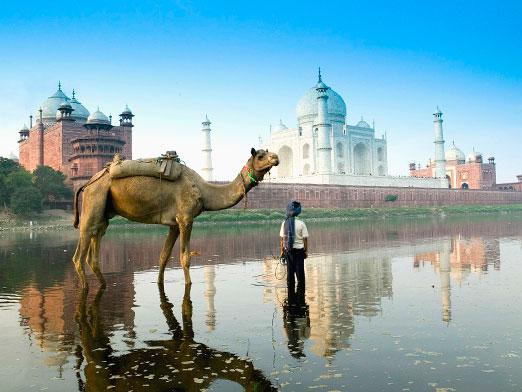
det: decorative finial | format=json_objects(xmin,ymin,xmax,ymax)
[
  {"xmin": 109, "ymin": 114, "xmax": 112, "ymax": 124},
  {"xmin": 372, "ymin": 119, "xmax": 375, "ymax": 129},
  {"xmin": 361, "ymin": 115, "xmax": 364, "ymax": 121},
  {"xmin": 72, "ymin": 89, "xmax": 75, "ymax": 99},
  {"xmin": 318, "ymin": 67, "xmax": 322, "ymax": 83},
  {"xmin": 58, "ymin": 81, "xmax": 61, "ymax": 90}
]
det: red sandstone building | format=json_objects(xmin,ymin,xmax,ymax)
[
  {"xmin": 18, "ymin": 83, "xmax": 133, "ymax": 189},
  {"xmin": 409, "ymin": 143, "xmax": 497, "ymax": 189}
]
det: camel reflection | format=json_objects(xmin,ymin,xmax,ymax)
[
  {"xmin": 75, "ymin": 284, "xmax": 275, "ymax": 391},
  {"xmin": 282, "ymin": 286, "xmax": 310, "ymax": 359}
]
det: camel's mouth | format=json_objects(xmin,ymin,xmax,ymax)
[{"xmin": 268, "ymin": 155, "xmax": 279, "ymax": 167}]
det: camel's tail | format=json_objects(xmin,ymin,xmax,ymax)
[
  {"xmin": 73, "ymin": 185, "xmax": 85, "ymax": 229},
  {"xmin": 73, "ymin": 168, "xmax": 110, "ymax": 228}
]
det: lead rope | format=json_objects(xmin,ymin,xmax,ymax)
[{"xmin": 265, "ymin": 170, "xmax": 287, "ymax": 281}]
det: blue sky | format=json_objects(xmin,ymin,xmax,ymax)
[{"xmin": 1, "ymin": 0, "xmax": 521, "ymax": 181}]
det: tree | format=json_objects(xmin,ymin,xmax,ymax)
[
  {"xmin": 0, "ymin": 157, "xmax": 21, "ymax": 207},
  {"xmin": 33, "ymin": 165, "xmax": 73, "ymax": 203},
  {"xmin": 10, "ymin": 186, "xmax": 43, "ymax": 215}
]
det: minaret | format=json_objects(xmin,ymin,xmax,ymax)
[
  {"xmin": 314, "ymin": 68, "xmax": 332, "ymax": 174},
  {"xmin": 433, "ymin": 107, "xmax": 446, "ymax": 179},
  {"xmin": 37, "ymin": 108, "xmax": 44, "ymax": 166},
  {"xmin": 201, "ymin": 115, "xmax": 213, "ymax": 181}
]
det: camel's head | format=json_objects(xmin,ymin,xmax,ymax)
[{"xmin": 243, "ymin": 148, "xmax": 279, "ymax": 185}]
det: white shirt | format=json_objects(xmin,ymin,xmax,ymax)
[{"xmin": 280, "ymin": 219, "xmax": 309, "ymax": 249}]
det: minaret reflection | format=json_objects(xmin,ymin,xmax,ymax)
[
  {"xmin": 204, "ymin": 264, "xmax": 217, "ymax": 331},
  {"xmin": 415, "ymin": 236, "xmax": 501, "ymax": 323},
  {"xmin": 439, "ymin": 241, "xmax": 452, "ymax": 323}
]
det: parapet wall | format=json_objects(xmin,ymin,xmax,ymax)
[{"xmin": 237, "ymin": 182, "xmax": 522, "ymax": 209}]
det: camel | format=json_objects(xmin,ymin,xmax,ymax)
[
  {"xmin": 75, "ymin": 284, "xmax": 276, "ymax": 391},
  {"xmin": 72, "ymin": 148, "xmax": 279, "ymax": 290}
]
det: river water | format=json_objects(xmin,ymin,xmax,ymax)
[{"xmin": 1, "ymin": 215, "xmax": 522, "ymax": 391}]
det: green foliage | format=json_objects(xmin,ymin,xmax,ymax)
[
  {"xmin": 0, "ymin": 158, "xmax": 72, "ymax": 215},
  {"xmin": 33, "ymin": 165, "xmax": 73, "ymax": 202},
  {"xmin": 384, "ymin": 194, "xmax": 398, "ymax": 202},
  {"xmin": 0, "ymin": 158, "xmax": 23, "ymax": 206},
  {"xmin": 10, "ymin": 186, "xmax": 43, "ymax": 215}
]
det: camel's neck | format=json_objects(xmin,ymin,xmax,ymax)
[{"xmin": 200, "ymin": 172, "xmax": 253, "ymax": 211}]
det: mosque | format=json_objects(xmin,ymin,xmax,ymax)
[
  {"xmin": 256, "ymin": 71, "xmax": 447, "ymax": 188},
  {"xmin": 409, "ymin": 108, "xmax": 497, "ymax": 189},
  {"xmin": 17, "ymin": 83, "xmax": 133, "ymax": 189}
]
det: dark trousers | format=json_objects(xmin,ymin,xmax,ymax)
[{"xmin": 286, "ymin": 248, "xmax": 305, "ymax": 291}]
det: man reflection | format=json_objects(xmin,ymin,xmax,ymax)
[{"xmin": 283, "ymin": 285, "xmax": 310, "ymax": 358}]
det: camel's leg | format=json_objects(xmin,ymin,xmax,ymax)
[
  {"xmin": 87, "ymin": 221, "xmax": 108, "ymax": 288},
  {"xmin": 178, "ymin": 219, "xmax": 194, "ymax": 285},
  {"xmin": 158, "ymin": 225, "xmax": 180, "ymax": 285},
  {"xmin": 72, "ymin": 233, "xmax": 91, "ymax": 291}
]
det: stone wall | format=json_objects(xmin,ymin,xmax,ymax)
[{"xmin": 236, "ymin": 182, "xmax": 522, "ymax": 209}]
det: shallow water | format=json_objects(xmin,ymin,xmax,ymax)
[{"xmin": 1, "ymin": 216, "xmax": 522, "ymax": 391}]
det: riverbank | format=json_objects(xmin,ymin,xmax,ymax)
[{"xmin": 3, "ymin": 203, "xmax": 522, "ymax": 231}]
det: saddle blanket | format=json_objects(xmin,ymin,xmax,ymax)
[{"xmin": 109, "ymin": 156, "xmax": 182, "ymax": 182}]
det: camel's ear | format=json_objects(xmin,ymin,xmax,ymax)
[{"xmin": 251, "ymin": 147, "xmax": 256, "ymax": 156}]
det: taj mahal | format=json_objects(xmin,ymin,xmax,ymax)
[
  {"xmin": 199, "ymin": 70, "xmax": 518, "ymax": 190},
  {"xmin": 254, "ymin": 70, "xmax": 447, "ymax": 188}
]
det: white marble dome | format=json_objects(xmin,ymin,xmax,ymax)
[
  {"xmin": 356, "ymin": 118, "xmax": 371, "ymax": 128},
  {"xmin": 296, "ymin": 82, "xmax": 346, "ymax": 122},
  {"xmin": 445, "ymin": 143, "xmax": 465, "ymax": 162},
  {"xmin": 274, "ymin": 119, "xmax": 288, "ymax": 132}
]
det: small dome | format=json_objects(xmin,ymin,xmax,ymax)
[
  {"xmin": 86, "ymin": 108, "xmax": 110, "ymax": 125},
  {"xmin": 356, "ymin": 117, "xmax": 371, "ymax": 128},
  {"xmin": 468, "ymin": 151, "xmax": 483, "ymax": 163},
  {"xmin": 59, "ymin": 101, "xmax": 72, "ymax": 110},
  {"xmin": 121, "ymin": 104, "xmax": 133, "ymax": 115},
  {"xmin": 20, "ymin": 124, "xmax": 29, "ymax": 131},
  {"xmin": 69, "ymin": 91, "xmax": 90, "ymax": 121},
  {"xmin": 445, "ymin": 142, "xmax": 465, "ymax": 162},
  {"xmin": 274, "ymin": 119, "xmax": 288, "ymax": 132},
  {"xmin": 296, "ymin": 76, "xmax": 346, "ymax": 123}
]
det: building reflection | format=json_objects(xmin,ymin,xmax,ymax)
[
  {"xmin": 4, "ymin": 217, "xmax": 514, "ymax": 377},
  {"xmin": 263, "ymin": 252, "xmax": 393, "ymax": 358},
  {"xmin": 414, "ymin": 236, "xmax": 501, "ymax": 323}
]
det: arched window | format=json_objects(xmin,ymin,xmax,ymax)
[
  {"xmin": 337, "ymin": 142, "xmax": 344, "ymax": 158},
  {"xmin": 303, "ymin": 163, "xmax": 310, "ymax": 175},
  {"xmin": 377, "ymin": 147, "xmax": 384, "ymax": 161},
  {"xmin": 353, "ymin": 143, "xmax": 370, "ymax": 175},
  {"xmin": 302, "ymin": 143, "xmax": 310, "ymax": 159},
  {"xmin": 461, "ymin": 183, "xmax": 469, "ymax": 189},
  {"xmin": 277, "ymin": 146, "xmax": 293, "ymax": 178}
]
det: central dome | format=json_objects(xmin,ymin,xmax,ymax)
[
  {"xmin": 296, "ymin": 80, "xmax": 346, "ymax": 123},
  {"xmin": 37, "ymin": 85, "xmax": 69, "ymax": 121},
  {"xmin": 36, "ymin": 84, "xmax": 90, "ymax": 122}
]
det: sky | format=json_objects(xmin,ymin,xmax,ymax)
[{"xmin": 0, "ymin": 0, "xmax": 521, "ymax": 182}]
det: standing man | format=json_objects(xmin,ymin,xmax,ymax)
[{"xmin": 280, "ymin": 200, "xmax": 309, "ymax": 291}]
